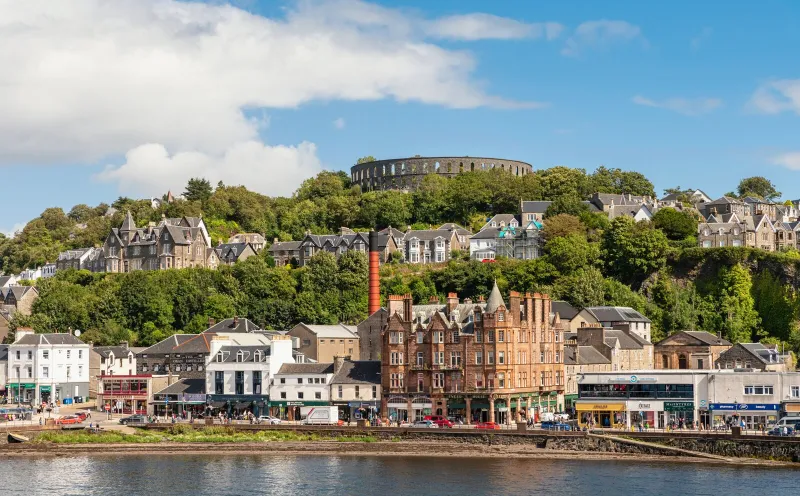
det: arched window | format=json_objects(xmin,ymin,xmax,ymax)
[
  {"xmin": 471, "ymin": 162, "xmax": 475, "ymax": 171},
  {"xmin": 435, "ymin": 161, "xmax": 440, "ymax": 172},
  {"xmin": 678, "ymin": 354, "xmax": 688, "ymax": 369},
  {"xmin": 447, "ymin": 162, "xmax": 452, "ymax": 173},
  {"xmin": 236, "ymin": 350, "xmax": 245, "ymax": 362},
  {"xmin": 661, "ymin": 355, "xmax": 669, "ymax": 368},
  {"xmin": 459, "ymin": 162, "xmax": 464, "ymax": 172},
  {"xmin": 254, "ymin": 350, "xmax": 263, "ymax": 362}
]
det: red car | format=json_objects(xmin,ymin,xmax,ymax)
[
  {"xmin": 475, "ymin": 422, "xmax": 501, "ymax": 430},
  {"xmin": 56, "ymin": 416, "xmax": 80, "ymax": 425},
  {"xmin": 74, "ymin": 412, "xmax": 88, "ymax": 421},
  {"xmin": 424, "ymin": 415, "xmax": 454, "ymax": 428}
]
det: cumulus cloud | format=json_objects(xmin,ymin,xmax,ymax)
[
  {"xmin": 96, "ymin": 141, "xmax": 322, "ymax": 198},
  {"xmin": 427, "ymin": 14, "xmax": 563, "ymax": 41},
  {"xmin": 774, "ymin": 152, "xmax": 800, "ymax": 171},
  {"xmin": 562, "ymin": 20, "xmax": 644, "ymax": 56},
  {"xmin": 0, "ymin": 0, "xmax": 548, "ymax": 196},
  {"xmin": 748, "ymin": 80, "xmax": 800, "ymax": 114},
  {"xmin": 333, "ymin": 118, "xmax": 346, "ymax": 130},
  {"xmin": 631, "ymin": 95, "xmax": 722, "ymax": 116}
]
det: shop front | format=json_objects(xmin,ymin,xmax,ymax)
[
  {"xmin": 469, "ymin": 397, "xmax": 491, "ymax": 423},
  {"xmin": 445, "ymin": 396, "xmax": 466, "ymax": 423},
  {"xmin": 99, "ymin": 377, "xmax": 150, "ymax": 415},
  {"xmin": 663, "ymin": 401, "xmax": 695, "ymax": 428},
  {"xmin": 782, "ymin": 401, "xmax": 800, "ymax": 417},
  {"xmin": 343, "ymin": 401, "xmax": 379, "ymax": 424},
  {"xmin": 6, "ymin": 383, "xmax": 35, "ymax": 404},
  {"xmin": 152, "ymin": 393, "xmax": 207, "ymax": 418},
  {"xmin": 576, "ymin": 402, "xmax": 626, "ymax": 429},
  {"xmin": 385, "ymin": 396, "xmax": 409, "ymax": 423},
  {"xmin": 207, "ymin": 395, "xmax": 268, "ymax": 419},
  {"xmin": 626, "ymin": 400, "xmax": 662, "ymax": 429},
  {"xmin": 710, "ymin": 403, "xmax": 779, "ymax": 429}
]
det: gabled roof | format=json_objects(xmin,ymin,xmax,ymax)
[
  {"xmin": 216, "ymin": 243, "xmax": 253, "ymax": 261},
  {"xmin": 585, "ymin": 306, "xmax": 651, "ymax": 323},
  {"xmin": 212, "ymin": 345, "xmax": 271, "ymax": 363},
  {"xmin": 574, "ymin": 345, "xmax": 612, "ymax": 365},
  {"xmin": 93, "ymin": 345, "xmax": 134, "ymax": 358},
  {"xmin": 656, "ymin": 331, "xmax": 731, "ymax": 347},
  {"xmin": 268, "ymin": 241, "xmax": 302, "ymax": 252},
  {"xmin": 471, "ymin": 227, "xmax": 501, "ymax": 240},
  {"xmin": 520, "ymin": 201, "xmax": 552, "ymax": 213},
  {"xmin": 4, "ymin": 285, "xmax": 37, "ymax": 303},
  {"xmin": 404, "ymin": 229, "xmax": 455, "ymax": 242},
  {"xmin": 331, "ymin": 360, "xmax": 381, "ymax": 385},
  {"xmin": 120, "ymin": 211, "xmax": 136, "ymax": 232},
  {"xmin": 736, "ymin": 343, "xmax": 785, "ymax": 364},
  {"xmin": 202, "ymin": 318, "xmax": 262, "ymax": 334},
  {"xmin": 551, "ymin": 301, "xmax": 581, "ymax": 320},
  {"xmin": 138, "ymin": 333, "xmax": 215, "ymax": 355},
  {"xmin": 603, "ymin": 330, "xmax": 647, "ymax": 350},
  {"xmin": 15, "ymin": 333, "xmax": 85, "ymax": 345},
  {"xmin": 277, "ymin": 363, "xmax": 334, "ymax": 375},
  {"xmin": 378, "ymin": 227, "xmax": 406, "ymax": 241},
  {"xmin": 438, "ymin": 223, "xmax": 472, "ymax": 236}
]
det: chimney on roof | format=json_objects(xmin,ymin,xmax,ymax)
[
  {"xmin": 233, "ymin": 316, "xmax": 239, "ymax": 327},
  {"xmin": 334, "ymin": 354, "xmax": 349, "ymax": 373},
  {"xmin": 446, "ymin": 292, "xmax": 459, "ymax": 313},
  {"xmin": 388, "ymin": 295, "xmax": 405, "ymax": 318},
  {"xmin": 14, "ymin": 328, "xmax": 34, "ymax": 343},
  {"xmin": 403, "ymin": 294, "xmax": 413, "ymax": 322},
  {"xmin": 119, "ymin": 341, "xmax": 128, "ymax": 348},
  {"xmin": 429, "ymin": 295, "xmax": 440, "ymax": 304},
  {"xmin": 208, "ymin": 317, "xmax": 216, "ymax": 328}
]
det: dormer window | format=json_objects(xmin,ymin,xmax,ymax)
[
  {"xmin": 703, "ymin": 229, "xmax": 710, "ymax": 236},
  {"xmin": 254, "ymin": 350, "xmax": 263, "ymax": 362},
  {"xmin": 236, "ymin": 350, "xmax": 245, "ymax": 362},
  {"xmin": 216, "ymin": 352, "xmax": 224, "ymax": 362},
  {"xmin": 733, "ymin": 228, "xmax": 740, "ymax": 235}
]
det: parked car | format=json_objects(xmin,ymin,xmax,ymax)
[
  {"xmin": 475, "ymin": 422, "xmax": 501, "ymax": 430},
  {"xmin": 118, "ymin": 414, "xmax": 147, "ymax": 425},
  {"xmin": 74, "ymin": 412, "xmax": 88, "ymax": 421},
  {"xmin": 412, "ymin": 420, "xmax": 439, "ymax": 428},
  {"xmin": 424, "ymin": 415, "xmax": 454, "ymax": 428},
  {"xmin": 768, "ymin": 426, "xmax": 796, "ymax": 437},
  {"xmin": 540, "ymin": 421, "xmax": 571, "ymax": 431},
  {"xmin": 56, "ymin": 415, "xmax": 80, "ymax": 425},
  {"xmin": 258, "ymin": 415, "xmax": 282, "ymax": 425}
]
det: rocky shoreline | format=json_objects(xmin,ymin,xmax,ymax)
[{"xmin": 1, "ymin": 440, "xmax": 796, "ymax": 467}]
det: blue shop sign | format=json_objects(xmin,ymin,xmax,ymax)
[{"xmin": 710, "ymin": 403, "xmax": 779, "ymax": 411}]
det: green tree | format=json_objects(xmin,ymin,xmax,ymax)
[
  {"xmin": 737, "ymin": 176, "xmax": 780, "ymax": 201},
  {"xmin": 545, "ymin": 195, "xmax": 589, "ymax": 218},
  {"xmin": 544, "ymin": 234, "xmax": 598, "ymax": 275},
  {"xmin": 555, "ymin": 267, "xmax": 606, "ymax": 307},
  {"xmin": 184, "ymin": 178, "xmax": 214, "ymax": 204},
  {"xmin": 751, "ymin": 271, "xmax": 794, "ymax": 342},
  {"xmin": 542, "ymin": 214, "xmax": 585, "ymax": 241},
  {"xmin": 652, "ymin": 208, "xmax": 698, "ymax": 240},
  {"xmin": 356, "ymin": 156, "xmax": 377, "ymax": 164},
  {"xmin": 601, "ymin": 217, "xmax": 669, "ymax": 286},
  {"xmin": 590, "ymin": 166, "xmax": 655, "ymax": 197},
  {"xmin": 716, "ymin": 264, "xmax": 762, "ymax": 343}
]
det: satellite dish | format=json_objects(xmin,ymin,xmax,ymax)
[{"xmin": 74, "ymin": 329, "xmax": 82, "ymax": 337}]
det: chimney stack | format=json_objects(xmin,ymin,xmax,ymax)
[
  {"xmin": 368, "ymin": 230, "xmax": 380, "ymax": 315},
  {"xmin": 233, "ymin": 316, "xmax": 239, "ymax": 327},
  {"xmin": 403, "ymin": 294, "xmax": 413, "ymax": 322},
  {"xmin": 446, "ymin": 293, "xmax": 459, "ymax": 313},
  {"xmin": 334, "ymin": 355, "xmax": 348, "ymax": 374},
  {"xmin": 208, "ymin": 317, "xmax": 216, "ymax": 328}
]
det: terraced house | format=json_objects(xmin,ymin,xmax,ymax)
[
  {"xmin": 297, "ymin": 228, "xmax": 398, "ymax": 266},
  {"xmin": 381, "ymin": 285, "xmax": 565, "ymax": 425},
  {"xmin": 403, "ymin": 225, "xmax": 471, "ymax": 264}
]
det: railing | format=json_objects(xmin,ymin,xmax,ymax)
[{"xmin": 579, "ymin": 391, "xmax": 693, "ymax": 399}]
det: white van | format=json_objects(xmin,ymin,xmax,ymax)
[
  {"xmin": 774, "ymin": 416, "xmax": 800, "ymax": 429},
  {"xmin": 300, "ymin": 406, "xmax": 340, "ymax": 425}
]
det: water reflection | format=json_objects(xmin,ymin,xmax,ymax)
[{"xmin": 1, "ymin": 455, "xmax": 796, "ymax": 496}]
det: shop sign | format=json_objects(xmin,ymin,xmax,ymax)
[
  {"xmin": 287, "ymin": 401, "xmax": 304, "ymax": 406},
  {"xmin": 710, "ymin": 403, "xmax": 779, "ymax": 411},
  {"xmin": 576, "ymin": 403, "xmax": 625, "ymax": 411},
  {"xmin": 626, "ymin": 400, "xmax": 664, "ymax": 411},
  {"xmin": 39, "ymin": 386, "xmax": 52, "ymax": 392},
  {"xmin": 663, "ymin": 402, "xmax": 693, "ymax": 412}
]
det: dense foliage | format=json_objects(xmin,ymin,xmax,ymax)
[{"xmin": 3, "ymin": 169, "xmax": 800, "ymax": 357}]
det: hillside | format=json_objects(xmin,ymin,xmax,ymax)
[{"xmin": 2, "ymin": 167, "xmax": 799, "ymax": 357}]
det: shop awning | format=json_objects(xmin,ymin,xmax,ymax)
[
  {"xmin": 233, "ymin": 402, "xmax": 252, "ymax": 411},
  {"xmin": 576, "ymin": 403, "xmax": 625, "ymax": 412}
]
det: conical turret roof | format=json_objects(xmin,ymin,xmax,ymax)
[
  {"xmin": 485, "ymin": 281, "xmax": 505, "ymax": 314},
  {"xmin": 121, "ymin": 211, "xmax": 135, "ymax": 232}
]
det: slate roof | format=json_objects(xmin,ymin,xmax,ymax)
[
  {"xmin": 520, "ymin": 201, "xmax": 552, "ymax": 213},
  {"xmin": 297, "ymin": 324, "xmax": 358, "ymax": 339},
  {"xmin": 472, "ymin": 227, "xmax": 501, "ymax": 240},
  {"xmin": 331, "ymin": 360, "xmax": 381, "ymax": 385},
  {"xmin": 379, "ymin": 227, "xmax": 406, "ymax": 241},
  {"xmin": 4, "ymin": 286, "xmax": 36, "ymax": 303},
  {"xmin": 212, "ymin": 345, "xmax": 271, "ymax": 363},
  {"xmin": 155, "ymin": 378, "xmax": 205, "ymax": 395},
  {"xmin": 586, "ymin": 307, "xmax": 651, "ymax": 324},
  {"xmin": 15, "ymin": 333, "xmax": 85, "ymax": 345},
  {"xmin": 485, "ymin": 281, "xmax": 505, "ymax": 314},
  {"xmin": 682, "ymin": 331, "xmax": 731, "ymax": 346},
  {"xmin": 215, "ymin": 243, "xmax": 251, "ymax": 262},
  {"xmin": 277, "ymin": 363, "xmax": 335, "ymax": 375},
  {"xmin": 551, "ymin": 301, "xmax": 581, "ymax": 320},
  {"xmin": 0, "ymin": 345, "xmax": 8, "ymax": 361},
  {"xmin": 438, "ymin": 223, "xmax": 473, "ymax": 236},
  {"xmin": 603, "ymin": 329, "xmax": 648, "ymax": 350},
  {"xmin": 738, "ymin": 343, "xmax": 784, "ymax": 364},
  {"xmin": 93, "ymin": 346, "xmax": 133, "ymax": 359},
  {"xmin": 577, "ymin": 345, "xmax": 612, "ymax": 365},
  {"xmin": 138, "ymin": 334, "xmax": 215, "ymax": 355},
  {"xmin": 404, "ymin": 229, "xmax": 454, "ymax": 242},
  {"xmin": 203, "ymin": 318, "xmax": 262, "ymax": 334},
  {"xmin": 0, "ymin": 276, "xmax": 13, "ymax": 287},
  {"xmin": 268, "ymin": 241, "xmax": 302, "ymax": 252}
]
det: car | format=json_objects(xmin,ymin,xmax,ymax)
[
  {"xmin": 56, "ymin": 415, "xmax": 80, "ymax": 425},
  {"xmin": 74, "ymin": 412, "xmax": 88, "ymax": 421},
  {"xmin": 412, "ymin": 420, "xmax": 439, "ymax": 428},
  {"xmin": 475, "ymin": 422, "xmax": 501, "ymax": 430},
  {"xmin": 258, "ymin": 415, "xmax": 282, "ymax": 425},
  {"xmin": 424, "ymin": 415, "xmax": 454, "ymax": 428},
  {"xmin": 768, "ymin": 426, "xmax": 795, "ymax": 437},
  {"xmin": 118, "ymin": 414, "xmax": 147, "ymax": 425},
  {"xmin": 540, "ymin": 421, "xmax": 571, "ymax": 431}
]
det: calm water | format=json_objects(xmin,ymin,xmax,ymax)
[{"xmin": 1, "ymin": 454, "xmax": 796, "ymax": 495}]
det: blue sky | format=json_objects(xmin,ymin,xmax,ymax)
[{"xmin": 3, "ymin": 0, "xmax": 800, "ymax": 235}]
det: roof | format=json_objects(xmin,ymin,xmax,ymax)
[
  {"xmin": 404, "ymin": 229, "xmax": 455, "ymax": 242},
  {"xmin": 268, "ymin": 241, "xmax": 302, "ymax": 252},
  {"xmin": 603, "ymin": 329, "xmax": 647, "ymax": 350},
  {"xmin": 0, "ymin": 345, "xmax": 8, "ymax": 361},
  {"xmin": 484, "ymin": 281, "xmax": 505, "ymax": 314},
  {"xmin": 277, "ymin": 363, "xmax": 335, "ymax": 375},
  {"xmin": 586, "ymin": 307, "xmax": 651, "ymax": 324},
  {"xmin": 155, "ymin": 378, "xmax": 205, "ymax": 395},
  {"xmin": 331, "ymin": 360, "xmax": 381, "ymax": 385},
  {"xmin": 551, "ymin": 301, "xmax": 581, "ymax": 320},
  {"xmin": 93, "ymin": 346, "xmax": 133, "ymax": 358},
  {"xmin": 295, "ymin": 324, "xmax": 358, "ymax": 339},
  {"xmin": 576, "ymin": 345, "xmax": 612, "ymax": 365},
  {"xmin": 0, "ymin": 276, "xmax": 13, "ymax": 287},
  {"xmin": 138, "ymin": 333, "xmax": 215, "ymax": 355},
  {"xmin": 121, "ymin": 211, "xmax": 135, "ymax": 231},
  {"xmin": 438, "ymin": 223, "xmax": 472, "ymax": 236},
  {"xmin": 4, "ymin": 285, "xmax": 37, "ymax": 303},
  {"xmin": 658, "ymin": 331, "xmax": 732, "ymax": 347},
  {"xmin": 14, "ymin": 333, "xmax": 86, "ymax": 345},
  {"xmin": 212, "ymin": 345, "xmax": 271, "ymax": 363},
  {"xmin": 203, "ymin": 318, "xmax": 262, "ymax": 334},
  {"xmin": 216, "ymin": 243, "xmax": 251, "ymax": 261},
  {"xmin": 471, "ymin": 227, "xmax": 501, "ymax": 240},
  {"xmin": 520, "ymin": 201, "xmax": 552, "ymax": 213},
  {"xmin": 737, "ymin": 343, "xmax": 785, "ymax": 364}
]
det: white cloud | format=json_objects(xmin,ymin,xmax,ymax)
[
  {"xmin": 427, "ymin": 14, "xmax": 563, "ymax": 41},
  {"xmin": 1, "ymin": 223, "xmax": 26, "ymax": 238},
  {"xmin": 632, "ymin": 95, "xmax": 722, "ymax": 116},
  {"xmin": 691, "ymin": 27, "xmax": 712, "ymax": 51},
  {"xmin": 333, "ymin": 118, "xmax": 346, "ymax": 130},
  {"xmin": 562, "ymin": 20, "xmax": 643, "ymax": 57},
  {"xmin": 774, "ymin": 152, "xmax": 800, "ymax": 171},
  {"xmin": 96, "ymin": 141, "xmax": 322, "ymax": 198},
  {"xmin": 748, "ymin": 80, "xmax": 800, "ymax": 115}
]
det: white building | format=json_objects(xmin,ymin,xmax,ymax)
[
  {"xmin": 17, "ymin": 267, "xmax": 43, "ymax": 282},
  {"xmin": 7, "ymin": 329, "xmax": 90, "ymax": 405},
  {"xmin": 329, "ymin": 357, "xmax": 381, "ymax": 421},
  {"xmin": 270, "ymin": 362, "xmax": 335, "ymax": 420},
  {"xmin": 41, "ymin": 264, "xmax": 57, "ymax": 279},
  {"xmin": 205, "ymin": 334, "xmax": 294, "ymax": 417}
]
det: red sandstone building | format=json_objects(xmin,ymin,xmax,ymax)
[{"xmin": 380, "ymin": 284, "xmax": 565, "ymax": 424}]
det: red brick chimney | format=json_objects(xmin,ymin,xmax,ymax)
[
  {"xmin": 446, "ymin": 292, "xmax": 459, "ymax": 313},
  {"xmin": 368, "ymin": 230, "xmax": 380, "ymax": 315}
]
